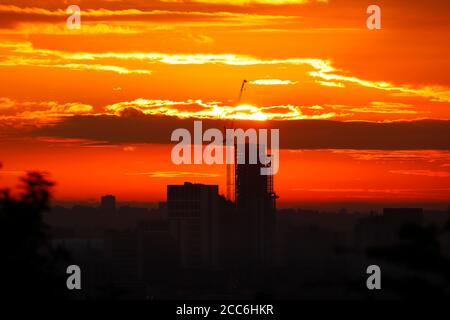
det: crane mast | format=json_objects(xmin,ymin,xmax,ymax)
[{"xmin": 226, "ymin": 79, "xmax": 248, "ymax": 202}]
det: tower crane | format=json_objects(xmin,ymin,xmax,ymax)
[{"xmin": 225, "ymin": 79, "xmax": 248, "ymax": 202}]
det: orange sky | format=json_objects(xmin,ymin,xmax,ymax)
[{"xmin": 0, "ymin": 0, "xmax": 449, "ymax": 207}]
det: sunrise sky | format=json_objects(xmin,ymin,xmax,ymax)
[{"xmin": 0, "ymin": 0, "xmax": 449, "ymax": 208}]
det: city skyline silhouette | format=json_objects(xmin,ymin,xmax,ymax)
[{"xmin": 0, "ymin": 0, "xmax": 449, "ymax": 302}]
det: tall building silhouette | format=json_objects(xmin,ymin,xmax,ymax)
[
  {"xmin": 234, "ymin": 143, "xmax": 277, "ymax": 265},
  {"xmin": 167, "ymin": 183, "xmax": 220, "ymax": 268}
]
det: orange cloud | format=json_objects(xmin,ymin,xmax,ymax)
[
  {"xmin": 3, "ymin": 41, "xmax": 448, "ymax": 104},
  {"xmin": 0, "ymin": 97, "xmax": 94, "ymax": 126},
  {"xmin": 161, "ymin": 0, "xmax": 325, "ymax": 4},
  {"xmin": 332, "ymin": 150, "xmax": 450, "ymax": 163},
  {"xmin": 125, "ymin": 171, "xmax": 220, "ymax": 178},
  {"xmin": 0, "ymin": 96, "xmax": 337, "ymax": 124},
  {"xmin": 0, "ymin": 43, "xmax": 152, "ymax": 74},
  {"xmin": 310, "ymin": 69, "xmax": 450, "ymax": 103},
  {"xmin": 389, "ymin": 169, "xmax": 450, "ymax": 178},
  {"xmin": 249, "ymin": 79, "xmax": 298, "ymax": 85},
  {"xmin": 0, "ymin": 5, "xmax": 300, "ymax": 32},
  {"xmin": 344, "ymin": 102, "xmax": 418, "ymax": 115},
  {"xmin": 105, "ymin": 98, "xmax": 336, "ymax": 120}
]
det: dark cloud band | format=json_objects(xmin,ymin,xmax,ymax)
[{"xmin": 33, "ymin": 115, "xmax": 450, "ymax": 150}]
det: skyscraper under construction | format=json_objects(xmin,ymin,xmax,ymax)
[{"xmin": 234, "ymin": 143, "xmax": 277, "ymax": 265}]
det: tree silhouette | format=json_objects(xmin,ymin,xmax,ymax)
[{"xmin": 0, "ymin": 172, "xmax": 69, "ymax": 299}]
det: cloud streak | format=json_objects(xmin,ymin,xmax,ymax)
[
  {"xmin": 24, "ymin": 114, "xmax": 450, "ymax": 150},
  {"xmin": 0, "ymin": 97, "xmax": 94, "ymax": 126},
  {"xmin": 105, "ymin": 98, "xmax": 336, "ymax": 121},
  {"xmin": 0, "ymin": 5, "xmax": 300, "ymax": 31},
  {"xmin": 0, "ymin": 97, "xmax": 339, "ymax": 128},
  {"xmin": 249, "ymin": 79, "xmax": 298, "ymax": 85},
  {"xmin": 331, "ymin": 150, "xmax": 450, "ymax": 163},
  {"xmin": 161, "ymin": 0, "xmax": 325, "ymax": 5},
  {"xmin": 389, "ymin": 169, "xmax": 450, "ymax": 178},
  {"xmin": 125, "ymin": 171, "xmax": 220, "ymax": 178},
  {"xmin": 2, "ymin": 41, "xmax": 448, "ymax": 103}
]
